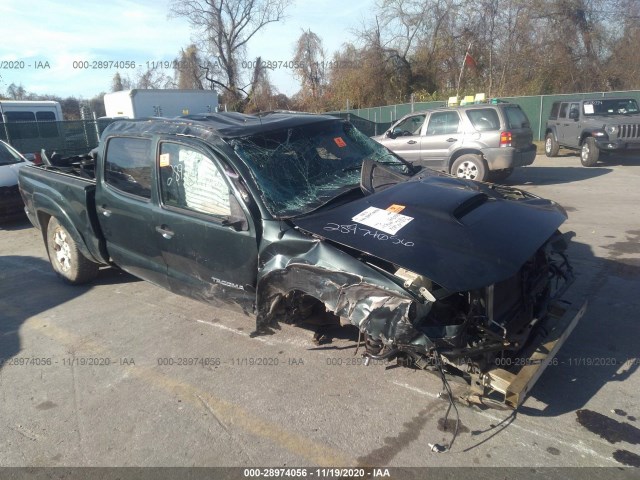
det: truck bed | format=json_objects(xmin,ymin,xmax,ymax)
[{"xmin": 19, "ymin": 165, "xmax": 107, "ymax": 264}]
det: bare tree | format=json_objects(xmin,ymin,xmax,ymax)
[
  {"xmin": 292, "ymin": 29, "xmax": 327, "ymax": 109},
  {"xmin": 111, "ymin": 72, "xmax": 132, "ymax": 92},
  {"xmin": 135, "ymin": 68, "xmax": 176, "ymax": 89},
  {"xmin": 174, "ymin": 44, "xmax": 206, "ymax": 89},
  {"xmin": 6, "ymin": 83, "xmax": 27, "ymax": 100},
  {"xmin": 170, "ymin": 0, "xmax": 292, "ymax": 110}
]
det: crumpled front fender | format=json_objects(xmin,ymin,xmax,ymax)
[{"xmin": 255, "ymin": 236, "xmax": 433, "ymax": 349}]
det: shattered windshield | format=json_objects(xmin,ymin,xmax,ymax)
[
  {"xmin": 230, "ymin": 119, "xmax": 411, "ymax": 218},
  {"xmin": 583, "ymin": 99, "xmax": 639, "ymax": 116}
]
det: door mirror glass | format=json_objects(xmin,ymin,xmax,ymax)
[{"xmin": 223, "ymin": 194, "xmax": 249, "ymax": 231}]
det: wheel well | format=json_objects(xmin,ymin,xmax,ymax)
[
  {"xmin": 448, "ymin": 149, "xmax": 483, "ymax": 171},
  {"xmin": 579, "ymin": 133, "xmax": 592, "ymax": 146},
  {"xmin": 37, "ymin": 211, "xmax": 52, "ymax": 254}
]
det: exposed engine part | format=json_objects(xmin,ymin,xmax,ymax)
[{"xmin": 395, "ymin": 267, "xmax": 437, "ymax": 302}]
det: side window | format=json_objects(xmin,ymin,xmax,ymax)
[
  {"xmin": 392, "ymin": 115, "xmax": 426, "ymax": 136},
  {"xmin": 569, "ymin": 103, "xmax": 580, "ymax": 118},
  {"xmin": 104, "ymin": 137, "xmax": 152, "ymax": 199},
  {"xmin": 466, "ymin": 108, "xmax": 500, "ymax": 131},
  {"xmin": 4, "ymin": 111, "xmax": 38, "ymax": 139},
  {"xmin": 549, "ymin": 102, "xmax": 560, "ymax": 120},
  {"xmin": 504, "ymin": 107, "xmax": 530, "ymax": 129},
  {"xmin": 158, "ymin": 143, "xmax": 231, "ymax": 217},
  {"xmin": 559, "ymin": 103, "xmax": 569, "ymax": 119},
  {"xmin": 36, "ymin": 111, "xmax": 59, "ymax": 138},
  {"xmin": 425, "ymin": 111, "xmax": 460, "ymax": 135}
]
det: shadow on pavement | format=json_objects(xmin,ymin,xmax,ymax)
[
  {"xmin": 0, "ymin": 215, "xmax": 32, "ymax": 231},
  {"xmin": 599, "ymin": 153, "xmax": 640, "ymax": 167},
  {"xmin": 520, "ymin": 238, "xmax": 640, "ymax": 417},
  {"xmin": 505, "ymin": 165, "xmax": 612, "ymax": 186},
  {"xmin": 0, "ymin": 255, "xmax": 139, "ymax": 372}
]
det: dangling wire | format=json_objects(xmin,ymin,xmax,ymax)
[
  {"xmin": 435, "ymin": 351, "xmax": 460, "ymax": 451},
  {"xmin": 354, "ymin": 329, "xmax": 363, "ymax": 356}
]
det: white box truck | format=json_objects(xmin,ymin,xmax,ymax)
[{"xmin": 103, "ymin": 89, "xmax": 218, "ymax": 119}]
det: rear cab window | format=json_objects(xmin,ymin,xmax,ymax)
[
  {"xmin": 549, "ymin": 103, "xmax": 560, "ymax": 120},
  {"xmin": 104, "ymin": 137, "xmax": 152, "ymax": 199}
]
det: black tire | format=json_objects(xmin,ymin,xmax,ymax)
[
  {"xmin": 489, "ymin": 168, "xmax": 513, "ymax": 183},
  {"xmin": 580, "ymin": 137, "xmax": 599, "ymax": 167},
  {"xmin": 545, "ymin": 133, "xmax": 559, "ymax": 157},
  {"xmin": 46, "ymin": 218, "xmax": 99, "ymax": 285},
  {"xmin": 451, "ymin": 154, "xmax": 488, "ymax": 182}
]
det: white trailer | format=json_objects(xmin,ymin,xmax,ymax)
[{"xmin": 103, "ymin": 89, "xmax": 218, "ymax": 119}]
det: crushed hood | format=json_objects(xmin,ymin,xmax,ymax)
[{"xmin": 292, "ymin": 175, "xmax": 567, "ymax": 292}]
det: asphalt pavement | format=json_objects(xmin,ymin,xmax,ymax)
[{"xmin": 1, "ymin": 153, "xmax": 639, "ymax": 475}]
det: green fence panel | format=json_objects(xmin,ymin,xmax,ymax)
[{"xmin": 329, "ymin": 90, "xmax": 640, "ymax": 140}]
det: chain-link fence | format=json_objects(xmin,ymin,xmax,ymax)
[{"xmin": 0, "ymin": 119, "xmax": 116, "ymax": 156}]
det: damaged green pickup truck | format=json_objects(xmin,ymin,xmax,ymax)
[{"xmin": 19, "ymin": 113, "xmax": 583, "ymax": 407}]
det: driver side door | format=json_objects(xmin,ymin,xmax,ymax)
[
  {"xmin": 154, "ymin": 138, "xmax": 258, "ymax": 311},
  {"xmin": 381, "ymin": 114, "xmax": 426, "ymax": 163}
]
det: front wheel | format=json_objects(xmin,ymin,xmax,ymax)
[
  {"xmin": 545, "ymin": 133, "xmax": 559, "ymax": 157},
  {"xmin": 451, "ymin": 154, "xmax": 488, "ymax": 182},
  {"xmin": 580, "ymin": 137, "xmax": 599, "ymax": 167},
  {"xmin": 47, "ymin": 218, "xmax": 99, "ymax": 285}
]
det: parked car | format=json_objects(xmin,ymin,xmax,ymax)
[
  {"xmin": 544, "ymin": 98, "xmax": 640, "ymax": 166},
  {"xmin": 373, "ymin": 103, "xmax": 537, "ymax": 182},
  {"xmin": 19, "ymin": 113, "xmax": 579, "ymax": 407},
  {"xmin": 0, "ymin": 140, "xmax": 32, "ymax": 222}
]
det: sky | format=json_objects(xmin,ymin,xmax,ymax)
[{"xmin": 0, "ymin": 0, "xmax": 373, "ymax": 100}]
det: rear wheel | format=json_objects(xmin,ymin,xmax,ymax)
[
  {"xmin": 47, "ymin": 218, "xmax": 98, "ymax": 285},
  {"xmin": 545, "ymin": 133, "xmax": 559, "ymax": 157},
  {"xmin": 580, "ymin": 137, "xmax": 599, "ymax": 167},
  {"xmin": 451, "ymin": 154, "xmax": 488, "ymax": 182}
]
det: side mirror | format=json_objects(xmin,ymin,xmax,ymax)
[{"xmin": 223, "ymin": 194, "xmax": 249, "ymax": 231}]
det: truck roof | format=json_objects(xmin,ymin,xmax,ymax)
[{"xmin": 101, "ymin": 112, "xmax": 341, "ymax": 140}]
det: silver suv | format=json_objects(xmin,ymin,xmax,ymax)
[{"xmin": 373, "ymin": 103, "xmax": 537, "ymax": 182}]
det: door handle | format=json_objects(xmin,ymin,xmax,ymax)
[
  {"xmin": 446, "ymin": 138, "xmax": 457, "ymax": 142},
  {"xmin": 155, "ymin": 225, "xmax": 174, "ymax": 240},
  {"xmin": 97, "ymin": 205, "xmax": 112, "ymax": 217},
  {"xmin": 407, "ymin": 140, "xmax": 417, "ymax": 144}
]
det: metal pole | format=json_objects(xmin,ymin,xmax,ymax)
[
  {"xmin": 0, "ymin": 103, "xmax": 11, "ymax": 145},
  {"xmin": 92, "ymin": 111, "xmax": 100, "ymax": 143},
  {"xmin": 538, "ymin": 95, "xmax": 544, "ymax": 142}
]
